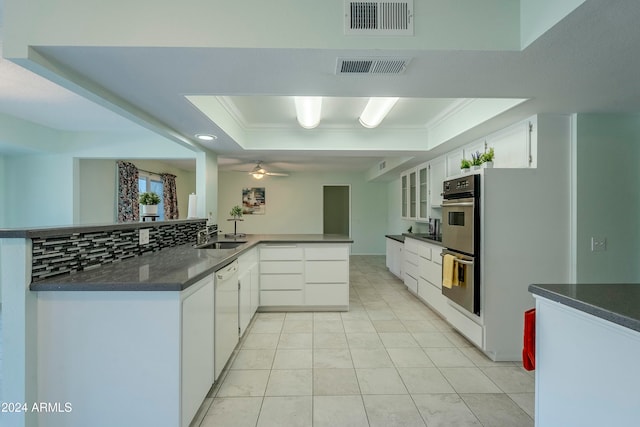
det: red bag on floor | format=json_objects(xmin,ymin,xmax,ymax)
[{"xmin": 522, "ymin": 308, "xmax": 536, "ymax": 371}]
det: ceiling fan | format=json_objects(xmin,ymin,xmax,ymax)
[{"xmin": 248, "ymin": 162, "xmax": 289, "ymax": 179}]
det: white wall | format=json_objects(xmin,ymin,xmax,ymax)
[
  {"xmin": 575, "ymin": 114, "xmax": 640, "ymax": 282},
  {"xmin": 0, "ymin": 155, "xmax": 5, "ymax": 227},
  {"xmin": 78, "ymin": 160, "xmax": 117, "ymax": 224},
  {"xmin": 218, "ymin": 171, "xmax": 388, "ymax": 255},
  {"xmin": 520, "ymin": 0, "xmax": 586, "ymax": 48}
]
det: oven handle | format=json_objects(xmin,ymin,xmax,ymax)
[
  {"xmin": 442, "ymin": 200, "xmax": 474, "ymax": 207},
  {"xmin": 440, "ymin": 253, "xmax": 474, "ymax": 265}
]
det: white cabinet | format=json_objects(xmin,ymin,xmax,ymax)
[
  {"xmin": 259, "ymin": 245, "xmax": 304, "ymax": 306},
  {"xmin": 259, "ymin": 243, "xmax": 350, "ymax": 309},
  {"xmin": 385, "ymin": 237, "xmax": 403, "ymax": 279},
  {"xmin": 238, "ymin": 247, "xmax": 258, "ymax": 337},
  {"xmin": 446, "ymin": 149, "xmax": 464, "ymax": 177},
  {"xmin": 304, "ymin": 245, "xmax": 349, "ymax": 307},
  {"xmin": 181, "ymin": 275, "xmax": 215, "ymax": 427},
  {"xmin": 429, "ymin": 157, "xmax": 446, "ymax": 207},
  {"xmin": 401, "ymin": 169, "xmax": 417, "ymax": 219},
  {"xmin": 417, "ymin": 163, "xmax": 429, "ymax": 221},
  {"xmin": 403, "ymin": 238, "xmax": 419, "ymax": 294},
  {"xmin": 487, "ymin": 120, "xmax": 532, "ymax": 168}
]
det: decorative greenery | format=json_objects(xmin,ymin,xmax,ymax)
[
  {"xmin": 230, "ymin": 205, "xmax": 243, "ymax": 218},
  {"xmin": 481, "ymin": 147, "xmax": 495, "ymax": 163},
  {"xmin": 471, "ymin": 151, "xmax": 483, "ymax": 166},
  {"xmin": 460, "ymin": 159, "xmax": 472, "ymax": 169},
  {"xmin": 139, "ymin": 192, "xmax": 161, "ymax": 205}
]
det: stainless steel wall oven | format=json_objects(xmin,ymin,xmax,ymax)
[{"xmin": 441, "ymin": 174, "xmax": 481, "ymax": 315}]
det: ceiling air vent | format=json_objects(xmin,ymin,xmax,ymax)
[
  {"xmin": 345, "ymin": 1, "xmax": 414, "ymax": 35},
  {"xmin": 336, "ymin": 57, "xmax": 411, "ymax": 74}
]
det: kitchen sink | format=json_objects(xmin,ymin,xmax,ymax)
[{"xmin": 196, "ymin": 241, "xmax": 246, "ymax": 250}]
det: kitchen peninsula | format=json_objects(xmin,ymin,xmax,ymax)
[
  {"xmin": 0, "ymin": 220, "xmax": 353, "ymax": 427},
  {"xmin": 529, "ymin": 283, "xmax": 640, "ymax": 427}
]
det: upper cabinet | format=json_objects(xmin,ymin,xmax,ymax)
[
  {"xmin": 417, "ymin": 164, "xmax": 429, "ymax": 221},
  {"xmin": 446, "ymin": 149, "xmax": 464, "ymax": 178},
  {"xmin": 487, "ymin": 121, "xmax": 533, "ymax": 168},
  {"xmin": 429, "ymin": 157, "xmax": 446, "ymax": 208},
  {"xmin": 401, "ymin": 173, "xmax": 408, "ymax": 218},
  {"xmin": 401, "ymin": 169, "xmax": 417, "ymax": 220}
]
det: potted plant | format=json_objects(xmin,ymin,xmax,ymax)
[
  {"xmin": 481, "ymin": 147, "xmax": 495, "ymax": 168},
  {"xmin": 230, "ymin": 205, "xmax": 243, "ymax": 219},
  {"xmin": 139, "ymin": 192, "xmax": 161, "ymax": 215},
  {"xmin": 471, "ymin": 151, "xmax": 483, "ymax": 169},
  {"xmin": 460, "ymin": 158, "xmax": 471, "ymax": 173}
]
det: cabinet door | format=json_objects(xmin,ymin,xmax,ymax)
[
  {"xmin": 401, "ymin": 174, "xmax": 408, "ymax": 218},
  {"xmin": 429, "ymin": 157, "xmax": 446, "ymax": 207},
  {"xmin": 417, "ymin": 165, "xmax": 429, "ymax": 221},
  {"xmin": 487, "ymin": 121, "xmax": 531, "ymax": 168},
  {"xmin": 409, "ymin": 170, "xmax": 417, "ymax": 219},
  {"xmin": 238, "ymin": 270, "xmax": 251, "ymax": 337},
  {"xmin": 181, "ymin": 276, "xmax": 214, "ymax": 427},
  {"xmin": 250, "ymin": 263, "xmax": 259, "ymax": 315},
  {"xmin": 446, "ymin": 149, "xmax": 464, "ymax": 178}
]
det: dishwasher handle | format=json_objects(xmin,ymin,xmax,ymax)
[{"xmin": 216, "ymin": 261, "xmax": 238, "ymax": 281}]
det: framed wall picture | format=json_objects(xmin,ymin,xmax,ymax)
[{"xmin": 242, "ymin": 187, "xmax": 266, "ymax": 214}]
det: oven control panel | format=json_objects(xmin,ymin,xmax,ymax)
[{"xmin": 443, "ymin": 174, "xmax": 479, "ymax": 198}]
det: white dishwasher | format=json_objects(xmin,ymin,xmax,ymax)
[{"xmin": 214, "ymin": 260, "xmax": 239, "ymax": 381}]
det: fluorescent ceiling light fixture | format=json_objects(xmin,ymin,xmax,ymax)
[
  {"xmin": 294, "ymin": 97, "xmax": 322, "ymax": 129},
  {"xmin": 195, "ymin": 133, "xmax": 217, "ymax": 141},
  {"xmin": 359, "ymin": 97, "xmax": 400, "ymax": 128}
]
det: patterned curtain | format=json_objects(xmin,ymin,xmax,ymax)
[
  {"xmin": 162, "ymin": 173, "xmax": 179, "ymax": 220},
  {"xmin": 117, "ymin": 161, "xmax": 139, "ymax": 222}
]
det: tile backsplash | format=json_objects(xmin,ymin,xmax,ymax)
[{"xmin": 31, "ymin": 220, "xmax": 206, "ymax": 281}]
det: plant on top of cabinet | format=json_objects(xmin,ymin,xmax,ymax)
[
  {"xmin": 481, "ymin": 147, "xmax": 495, "ymax": 168},
  {"xmin": 460, "ymin": 158, "xmax": 471, "ymax": 173},
  {"xmin": 471, "ymin": 151, "xmax": 483, "ymax": 168}
]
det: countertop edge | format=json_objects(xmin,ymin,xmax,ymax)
[
  {"xmin": 402, "ymin": 233, "xmax": 444, "ymax": 246},
  {"xmin": 529, "ymin": 284, "xmax": 640, "ymax": 333},
  {"xmin": 30, "ymin": 235, "xmax": 353, "ymax": 292}
]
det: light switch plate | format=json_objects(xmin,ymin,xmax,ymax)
[
  {"xmin": 139, "ymin": 229, "xmax": 150, "ymax": 245},
  {"xmin": 591, "ymin": 236, "xmax": 606, "ymax": 252}
]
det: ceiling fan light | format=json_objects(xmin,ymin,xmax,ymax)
[
  {"xmin": 294, "ymin": 97, "xmax": 322, "ymax": 129},
  {"xmin": 359, "ymin": 97, "xmax": 400, "ymax": 128},
  {"xmin": 251, "ymin": 172, "xmax": 265, "ymax": 179}
]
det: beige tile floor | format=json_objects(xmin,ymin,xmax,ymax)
[{"xmin": 193, "ymin": 255, "xmax": 534, "ymax": 427}]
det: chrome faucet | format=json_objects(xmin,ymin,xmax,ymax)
[{"xmin": 196, "ymin": 229, "xmax": 209, "ymax": 245}]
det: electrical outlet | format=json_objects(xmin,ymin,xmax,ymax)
[
  {"xmin": 591, "ymin": 236, "xmax": 606, "ymax": 252},
  {"xmin": 139, "ymin": 229, "xmax": 150, "ymax": 245}
]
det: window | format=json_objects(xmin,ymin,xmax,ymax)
[{"xmin": 139, "ymin": 172, "xmax": 165, "ymax": 220}]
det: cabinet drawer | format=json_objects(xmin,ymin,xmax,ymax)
[
  {"xmin": 417, "ymin": 278, "xmax": 450, "ymax": 318},
  {"xmin": 305, "ymin": 246, "xmax": 349, "ymax": 260},
  {"xmin": 260, "ymin": 290, "xmax": 304, "ymax": 306},
  {"xmin": 260, "ymin": 274, "xmax": 303, "ymax": 290},
  {"xmin": 404, "ymin": 250, "xmax": 419, "ymax": 266},
  {"xmin": 306, "ymin": 260, "xmax": 348, "ymax": 283},
  {"xmin": 418, "ymin": 244, "xmax": 431, "ymax": 260},
  {"xmin": 305, "ymin": 283, "xmax": 348, "ymax": 306},
  {"xmin": 404, "ymin": 238, "xmax": 419, "ymax": 255},
  {"xmin": 446, "ymin": 304, "xmax": 483, "ymax": 348},
  {"xmin": 404, "ymin": 261, "xmax": 418, "ymax": 280},
  {"xmin": 260, "ymin": 261, "xmax": 303, "ymax": 274},
  {"xmin": 404, "ymin": 273, "xmax": 418, "ymax": 294},
  {"xmin": 419, "ymin": 258, "xmax": 441, "ymax": 288},
  {"xmin": 259, "ymin": 246, "xmax": 303, "ymax": 261},
  {"xmin": 433, "ymin": 247, "xmax": 443, "ymax": 265}
]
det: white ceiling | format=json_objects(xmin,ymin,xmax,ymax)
[{"xmin": 1, "ymin": 1, "xmax": 640, "ymax": 173}]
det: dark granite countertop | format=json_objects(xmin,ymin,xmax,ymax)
[
  {"xmin": 402, "ymin": 233, "xmax": 443, "ymax": 246},
  {"xmin": 385, "ymin": 234, "xmax": 405, "ymax": 243},
  {"xmin": 0, "ymin": 218, "xmax": 206, "ymax": 239},
  {"xmin": 529, "ymin": 283, "xmax": 640, "ymax": 333},
  {"xmin": 30, "ymin": 234, "xmax": 353, "ymax": 292}
]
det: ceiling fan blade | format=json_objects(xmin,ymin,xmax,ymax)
[{"xmin": 265, "ymin": 172, "xmax": 289, "ymax": 176}]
